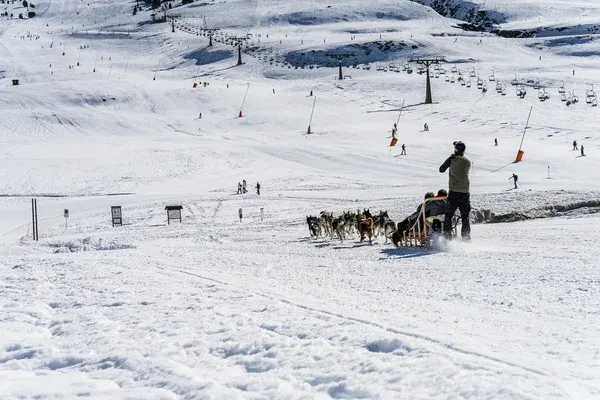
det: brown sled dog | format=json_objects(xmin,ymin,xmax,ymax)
[{"xmin": 356, "ymin": 209, "xmax": 374, "ymax": 245}]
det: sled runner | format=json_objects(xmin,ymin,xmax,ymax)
[{"xmin": 396, "ymin": 197, "xmax": 458, "ymax": 248}]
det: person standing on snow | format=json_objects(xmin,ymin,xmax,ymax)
[
  {"xmin": 573, "ymin": 140, "xmax": 578, "ymax": 151},
  {"xmin": 439, "ymin": 141, "xmax": 471, "ymax": 241},
  {"xmin": 256, "ymin": 182, "xmax": 261, "ymax": 195},
  {"xmin": 237, "ymin": 182, "xmax": 242, "ymax": 194},
  {"xmin": 238, "ymin": 208, "xmax": 243, "ymax": 223},
  {"xmin": 401, "ymin": 144, "xmax": 406, "ymax": 155},
  {"xmin": 242, "ymin": 179, "xmax": 247, "ymax": 194},
  {"xmin": 509, "ymin": 173, "xmax": 518, "ymax": 189}
]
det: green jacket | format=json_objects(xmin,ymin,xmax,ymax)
[{"xmin": 439, "ymin": 154, "xmax": 471, "ymax": 193}]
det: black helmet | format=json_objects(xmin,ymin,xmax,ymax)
[{"xmin": 453, "ymin": 141, "xmax": 466, "ymax": 153}]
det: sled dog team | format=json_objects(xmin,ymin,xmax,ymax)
[
  {"xmin": 306, "ymin": 141, "xmax": 473, "ymax": 245},
  {"xmin": 306, "ymin": 209, "xmax": 395, "ymax": 245}
]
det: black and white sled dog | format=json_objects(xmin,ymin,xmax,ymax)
[
  {"xmin": 306, "ymin": 215, "xmax": 322, "ymax": 238},
  {"xmin": 373, "ymin": 211, "xmax": 396, "ymax": 244}
]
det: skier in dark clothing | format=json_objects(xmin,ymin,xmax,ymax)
[
  {"xmin": 242, "ymin": 179, "xmax": 247, "ymax": 194},
  {"xmin": 495, "ymin": 138, "xmax": 498, "ymax": 146},
  {"xmin": 256, "ymin": 182, "xmax": 261, "ymax": 195},
  {"xmin": 581, "ymin": 145, "xmax": 585, "ymax": 156},
  {"xmin": 510, "ymin": 173, "xmax": 518, "ymax": 189},
  {"xmin": 237, "ymin": 182, "xmax": 242, "ymax": 194},
  {"xmin": 439, "ymin": 141, "xmax": 471, "ymax": 241},
  {"xmin": 573, "ymin": 140, "xmax": 578, "ymax": 150},
  {"xmin": 401, "ymin": 144, "xmax": 406, "ymax": 155}
]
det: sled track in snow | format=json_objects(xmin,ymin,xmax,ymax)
[{"xmin": 155, "ymin": 262, "xmax": 547, "ymax": 377}]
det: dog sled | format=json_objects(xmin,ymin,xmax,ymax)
[{"xmin": 395, "ymin": 197, "xmax": 458, "ymax": 248}]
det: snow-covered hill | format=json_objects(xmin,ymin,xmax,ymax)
[{"xmin": 1, "ymin": 0, "xmax": 600, "ymax": 398}]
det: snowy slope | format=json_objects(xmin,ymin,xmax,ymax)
[{"xmin": 1, "ymin": 0, "xmax": 600, "ymax": 398}]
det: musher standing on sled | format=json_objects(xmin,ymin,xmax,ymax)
[{"xmin": 439, "ymin": 141, "xmax": 471, "ymax": 241}]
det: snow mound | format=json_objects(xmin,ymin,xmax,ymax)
[{"xmin": 49, "ymin": 237, "xmax": 135, "ymax": 253}]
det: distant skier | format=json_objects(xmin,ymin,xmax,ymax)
[
  {"xmin": 272, "ymin": 88, "xmax": 275, "ymax": 94},
  {"xmin": 391, "ymin": 127, "xmax": 397, "ymax": 139},
  {"xmin": 424, "ymin": 123, "xmax": 429, "ymax": 131},
  {"xmin": 242, "ymin": 179, "xmax": 247, "ymax": 193},
  {"xmin": 401, "ymin": 144, "xmax": 406, "ymax": 155},
  {"xmin": 581, "ymin": 145, "xmax": 585, "ymax": 157},
  {"xmin": 309, "ymin": 90, "xmax": 313, "ymax": 97},
  {"xmin": 573, "ymin": 140, "xmax": 578, "ymax": 150},
  {"xmin": 439, "ymin": 141, "xmax": 471, "ymax": 241},
  {"xmin": 237, "ymin": 182, "xmax": 242, "ymax": 194},
  {"xmin": 199, "ymin": 112, "xmax": 202, "ymax": 119},
  {"xmin": 494, "ymin": 138, "xmax": 498, "ymax": 146},
  {"xmin": 238, "ymin": 208, "xmax": 243, "ymax": 223},
  {"xmin": 256, "ymin": 182, "xmax": 261, "ymax": 195},
  {"xmin": 509, "ymin": 173, "xmax": 518, "ymax": 189}
]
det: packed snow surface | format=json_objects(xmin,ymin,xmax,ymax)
[{"xmin": 1, "ymin": 0, "xmax": 600, "ymax": 398}]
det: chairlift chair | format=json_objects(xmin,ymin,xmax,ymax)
[
  {"xmin": 450, "ymin": 75, "xmax": 455, "ymax": 83},
  {"xmin": 461, "ymin": 79, "xmax": 466, "ymax": 86},
  {"xmin": 445, "ymin": 75, "xmax": 450, "ymax": 82},
  {"xmin": 489, "ymin": 72, "xmax": 495, "ymax": 82},
  {"xmin": 434, "ymin": 72, "xmax": 440, "ymax": 78},
  {"xmin": 466, "ymin": 79, "xmax": 472, "ymax": 88},
  {"xmin": 586, "ymin": 84, "xmax": 595, "ymax": 98},
  {"xmin": 572, "ymin": 90, "xmax": 579, "ymax": 103},
  {"xmin": 561, "ymin": 93, "xmax": 567, "ymax": 102},
  {"xmin": 451, "ymin": 65, "xmax": 457, "ymax": 73},
  {"xmin": 495, "ymin": 82, "xmax": 503, "ymax": 92},
  {"xmin": 533, "ymin": 78, "xmax": 541, "ymax": 90},
  {"xmin": 511, "ymin": 75, "xmax": 519, "ymax": 86},
  {"xmin": 470, "ymin": 68, "xmax": 476, "ymax": 78},
  {"xmin": 593, "ymin": 98, "xmax": 598, "ymax": 107}
]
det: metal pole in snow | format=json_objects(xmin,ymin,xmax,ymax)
[
  {"xmin": 153, "ymin": 58, "xmax": 161, "ymax": 80},
  {"xmin": 518, "ymin": 106, "xmax": 533, "ymax": 152},
  {"xmin": 395, "ymin": 99, "xmax": 406, "ymax": 127},
  {"xmin": 307, "ymin": 96, "xmax": 317, "ymax": 134},
  {"xmin": 239, "ymin": 83, "xmax": 250, "ymax": 116},
  {"xmin": 121, "ymin": 62, "xmax": 129, "ymax": 80}
]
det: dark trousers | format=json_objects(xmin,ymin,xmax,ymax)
[{"xmin": 443, "ymin": 191, "xmax": 471, "ymax": 238}]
